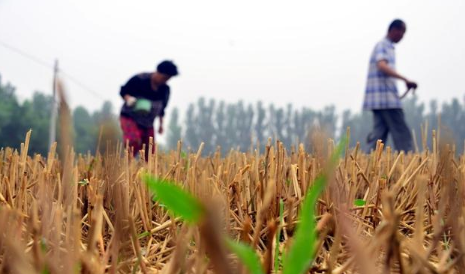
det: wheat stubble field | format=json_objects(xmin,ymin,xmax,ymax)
[{"xmin": 0, "ymin": 129, "xmax": 464, "ymax": 274}]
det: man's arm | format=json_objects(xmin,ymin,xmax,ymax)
[{"xmin": 377, "ymin": 60, "xmax": 417, "ymax": 89}]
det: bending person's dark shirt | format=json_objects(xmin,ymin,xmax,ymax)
[{"xmin": 120, "ymin": 73, "xmax": 170, "ymax": 129}]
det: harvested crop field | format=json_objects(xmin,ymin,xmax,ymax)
[{"xmin": 0, "ymin": 130, "xmax": 464, "ymax": 274}]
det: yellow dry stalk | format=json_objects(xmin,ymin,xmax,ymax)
[{"xmin": 0, "ymin": 131, "xmax": 463, "ymax": 274}]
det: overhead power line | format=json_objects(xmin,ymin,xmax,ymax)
[
  {"xmin": 60, "ymin": 71, "xmax": 107, "ymax": 101},
  {"xmin": 0, "ymin": 39, "xmax": 107, "ymax": 101},
  {"xmin": 0, "ymin": 40, "xmax": 54, "ymax": 69}
]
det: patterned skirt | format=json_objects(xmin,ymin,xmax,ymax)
[{"xmin": 120, "ymin": 116, "xmax": 155, "ymax": 159}]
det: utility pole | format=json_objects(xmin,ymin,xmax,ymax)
[{"xmin": 48, "ymin": 59, "xmax": 58, "ymax": 150}]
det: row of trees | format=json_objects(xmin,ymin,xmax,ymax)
[
  {"xmin": 167, "ymin": 98, "xmax": 338, "ymax": 154},
  {"xmin": 1, "ymin": 74, "xmax": 464, "ymax": 156},
  {"xmin": 169, "ymin": 96, "xmax": 465, "ymax": 155},
  {"xmin": 0, "ymin": 75, "xmax": 120, "ymax": 156}
]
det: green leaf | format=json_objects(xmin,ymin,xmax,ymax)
[
  {"xmin": 225, "ymin": 238, "xmax": 265, "ymax": 274},
  {"xmin": 144, "ymin": 175, "xmax": 204, "ymax": 224},
  {"xmin": 283, "ymin": 138, "xmax": 346, "ymax": 274},
  {"xmin": 329, "ymin": 137, "xmax": 347, "ymax": 168},
  {"xmin": 282, "ymin": 176, "xmax": 325, "ymax": 274},
  {"xmin": 73, "ymin": 263, "xmax": 82, "ymax": 274},
  {"xmin": 354, "ymin": 199, "xmax": 366, "ymax": 206},
  {"xmin": 79, "ymin": 180, "xmax": 89, "ymax": 186},
  {"xmin": 138, "ymin": 231, "xmax": 150, "ymax": 239},
  {"xmin": 40, "ymin": 237, "xmax": 48, "ymax": 253},
  {"xmin": 275, "ymin": 199, "xmax": 284, "ymax": 271}
]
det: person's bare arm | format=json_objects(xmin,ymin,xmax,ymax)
[
  {"xmin": 377, "ymin": 60, "xmax": 417, "ymax": 89},
  {"xmin": 158, "ymin": 116, "xmax": 164, "ymax": 134},
  {"xmin": 377, "ymin": 60, "xmax": 407, "ymax": 81}
]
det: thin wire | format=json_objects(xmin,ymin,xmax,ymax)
[
  {"xmin": 0, "ymin": 40, "xmax": 54, "ymax": 69},
  {"xmin": 0, "ymin": 39, "xmax": 106, "ymax": 101},
  {"xmin": 60, "ymin": 71, "xmax": 107, "ymax": 101}
]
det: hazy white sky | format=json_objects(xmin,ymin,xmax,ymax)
[{"xmin": 1, "ymin": 0, "xmax": 464, "ymax": 116}]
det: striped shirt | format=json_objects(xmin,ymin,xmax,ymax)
[{"xmin": 363, "ymin": 38, "xmax": 401, "ymax": 110}]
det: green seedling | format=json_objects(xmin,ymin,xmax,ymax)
[
  {"xmin": 225, "ymin": 238, "xmax": 264, "ymax": 274},
  {"xmin": 138, "ymin": 231, "xmax": 150, "ymax": 239},
  {"xmin": 283, "ymin": 138, "xmax": 346, "ymax": 274},
  {"xmin": 354, "ymin": 199, "xmax": 366, "ymax": 207},
  {"xmin": 144, "ymin": 176, "xmax": 205, "ymax": 224},
  {"xmin": 274, "ymin": 198, "xmax": 284, "ymax": 271}
]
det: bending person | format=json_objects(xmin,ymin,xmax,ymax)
[{"xmin": 119, "ymin": 60, "xmax": 179, "ymax": 160}]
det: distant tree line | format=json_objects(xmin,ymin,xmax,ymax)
[
  {"xmin": 169, "ymin": 96, "xmax": 465, "ymax": 155},
  {"xmin": 0, "ymin": 75, "xmax": 120, "ymax": 156},
  {"xmin": 1, "ymin": 74, "xmax": 464, "ymax": 156}
]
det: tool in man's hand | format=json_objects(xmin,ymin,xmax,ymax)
[{"xmin": 399, "ymin": 82, "xmax": 418, "ymax": 99}]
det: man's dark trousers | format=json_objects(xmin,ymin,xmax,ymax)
[{"xmin": 367, "ymin": 109, "xmax": 413, "ymax": 152}]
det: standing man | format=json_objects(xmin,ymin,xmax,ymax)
[
  {"xmin": 363, "ymin": 19, "xmax": 417, "ymax": 152},
  {"xmin": 120, "ymin": 60, "xmax": 179, "ymax": 159}
]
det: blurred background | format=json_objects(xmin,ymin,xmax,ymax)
[{"xmin": 1, "ymin": 0, "xmax": 464, "ymax": 154}]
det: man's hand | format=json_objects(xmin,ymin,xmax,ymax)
[
  {"xmin": 124, "ymin": 95, "xmax": 137, "ymax": 107},
  {"xmin": 399, "ymin": 80, "xmax": 418, "ymax": 99},
  {"xmin": 405, "ymin": 80, "xmax": 418, "ymax": 90}
]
